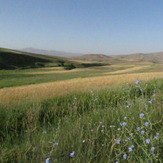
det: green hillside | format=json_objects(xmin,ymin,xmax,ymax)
[{"xmin": 0, "ymin": 48, "xmax": 106, "ymax": 70}]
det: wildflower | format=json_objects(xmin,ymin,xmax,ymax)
[
  {"xmin": 137, "ymin": 127, "xmax": 141, "ymax": 131},
  {"xmin": 131, "ymin": 145, "xmax": 135, "ymax": 148},
  {"xmin": 156, "ymin": 133, "xmax": 160, "ymax": 136},
  {"xmin": 45, "ymin": 158, "xmax": 52, "ymax": 163},
  {"xmin": 42, "ymin": 131, "xmax": 47, "ymax": 134},
  {"xmin": 110, "ymin": 125, "xmax": 115, "ymax": 128},
  {"xmin": 128, "ymin": 147, "xmax": 133, "ymax": 152},
  {"xmin": 127, "ymin": 137, "xmax": 131, "ymax": 141},
  {"xmin": 53, "ymin": 142, "xmax": 58, "ymax": 146},
  {"xmin": 82, "ymin": 140, "xmax": 85, "ymax": 143},
  {"xmin": 126, "ymin": 104, "xmax": 131, "ymax": 108},
  {"xmin": 70, "ymin": 151, "xmax": 75, "ymax": 157},
  {"xmin": 117, "ymin": 139, "xmax": 121, "ymax": 144},
  {"xmin": 123, "ymin": 153, "xmax": 127, "ymax": 159},
  {"xmin": 91, "ymin": 129, "xmax": 93, "ymax": 132},
  {"xmin": 154, "ymin": 136, "xmax": 158, "ymax": 140},
  {"xmin": 135, "ymin": 80, "xmax": 140, "ymax": 85},
  {"xmin": 141, "ymin": 130, "xmax": 145, "ymax": 134},
  {"xmin": 140, "ymin": 113, "xmax": 144, "ymax": 118},
  {"xmin": 101, "ymin": 125, "xmax": 105, "ymax": 128},
  {"xmin": 117, "ymin": 128, "xmax": 121, "ymax": 131},
  {"xmin": 115, "ymin": 161, "xmax": 119, "ymax": 163},
  {"xmin": 151, "ymin": 147, "xmax": 155, "ymax": 152},
  {"xmin": 145, "ymin": 122, "xmax": 149, "ymax": 127},
  {"xmin": 148, "ymin": 100, "xmax": 153, "ymax": 104},
  {"xmin": 130, "ymin": 133, "xmax": 133, "ymax": 136},
  {"xmin": 120, "ymin": 122, "xmax": 127, "ymax": 126},
  {"xmin": 140, "ymin": 88, "xmax": 143, "ymax": 91},
  {"xmin": 124, "ymin": 116, "xmax": 127, "ymax": 120},
  {"xmin": 146, "ymin": 139, "xmax": 151, "ymax": 144}
]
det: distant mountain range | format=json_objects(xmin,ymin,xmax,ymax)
[
  {"xmin": 19, "ymin": 47, "xmax": 163, "ymax": 63},
  {"xmin": 19, "ymin": 48, "xmax": 82, "ymax": 57},
  {"xmin": 111, "ymin": 52, "xmax": 163, "ymax": 63},
  {"xmin": 72, "ymin": 52, "xmax": 163, "ymax": 63}
]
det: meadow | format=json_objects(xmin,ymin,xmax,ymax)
[{"xmin": 0, "ymin": 55, "xmax": 163, "ymax": 162}]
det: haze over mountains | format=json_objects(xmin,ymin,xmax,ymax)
[
  {"xmin": 72, "ymin": 52, "xmax": 163, "ymax": 63},
  {"xmin": 19, "ymin": 48, "xmax": 82, "ymax": 57},
  {"xmin": 19, "ymin": 47, "xmax": 163, "ymax": 63}
]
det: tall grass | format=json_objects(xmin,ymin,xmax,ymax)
[{"xmin": 0, "ymin": 78, "xmax": 163, "ymax": 162}]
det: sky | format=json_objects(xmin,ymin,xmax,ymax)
[{"xmin": 0, "ymin": 0, "xmax": 163, "ymax": 55}]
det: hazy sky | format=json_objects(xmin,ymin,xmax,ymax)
[{"xmin": 1, "ymin": 0, "xmax": 163, "ymax": 54}]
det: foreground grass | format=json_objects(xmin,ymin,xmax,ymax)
[{"xmin": 0, "ymin": 78, "xmax": 163, "ymax": 162}]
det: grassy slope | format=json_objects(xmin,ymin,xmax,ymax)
[
  {"xmin": 1, "ymin": 62, "xmax": 163, "ymax": 89},
  {"xmin": 0, "ymin": 65, "xmax": 131, "ymax": 88},
  {"xmin": 0, "ymin": 48, "xmax": 52, "ymax": 69},
  {"xmin": 0, "ymin": 78, "xmax": 162, "ymax": 162},
  {"xmin": 0, "ymin": 48, "xmax": 106, "ymax": 70}
]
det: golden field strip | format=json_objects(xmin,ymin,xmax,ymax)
[
  {"xmin": 104, "ymin": 65, "xmax": 150, "ymax": 74},
  {"xmin": 0, "ymin": 72, "xmax": 163, "ymax": 106}
]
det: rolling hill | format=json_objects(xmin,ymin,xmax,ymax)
[
  {"xmin": 0, "ymin": 48, "xmax": 106, "ymax": 70},
  {"xmin": 111, "ymin": 52, "xmax": 163, "ymax": 63},
  {"xmin": 72, "ymin": 52, "xmax": 163, "ymax": 63}
]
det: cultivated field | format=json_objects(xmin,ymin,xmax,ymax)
[{"xmin": 0, "ymin": 55, "xmax": 163, "ymax": 162}]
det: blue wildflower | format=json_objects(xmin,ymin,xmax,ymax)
[
  {"xmin": 127, "ymin": 137, "xmax": 132, "ymax": 141},
  {"xmin": 120, "ymin": 122, "xmax": 127, "ymax": 126},
  {"xmin": 135, "ymin": 80, "xmax": 140, "ymax": 84},
  {"xmin": 123, "ymin": 153, "xmax": 127, "ymax": 159},
  {"xmin": 156, "ymin": 133, "xmax": 160, "ymax": 136},
  {"xmin": 45, "ymin": 158, "xmax": 52, "ymax": 163},
  {"xmin": 131, "ymin": 145, "xmax": 135, "ymax": 148},
  {"xmin": 117, "ymin": 139, "xmax": 121, "ymax": 144},
  {"xmin": 137, "ymin": 127, "xmax": 141, "ymax": 131},
  {"xmin": 53, "ymin": 142, "xmax": 58, "ymax": 146},
  {"xmin": 140, "ymin": 113, "xmax": 144, "ymax": 118},
  {"xmin": 145, "ymin": 122, "xmax": 149, "ymax": 127},
  {"xmin": 151, "ymin": 147, "xmax": 155, "ymax": 152},
  {"xmin": 70, "ymin": 151, "xmax": 75, "ymax": 157},
  {"xmin": 128, "ymin": 147, "xmax": 133, "ymax": 152},
  {"xmin": 148, "ymin": 100, "xmax": 153, "ymax": 104},
  {"xmin": 42, "ymin": 131, "xmax": 47, "ymax": 134},
  {"xmin": 141, "ymin": 130, "xmax": 145, "ymax": 134},
  {"xmin": 146, "ymin": 139, "xmax": 151, "ymax": 144}
]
